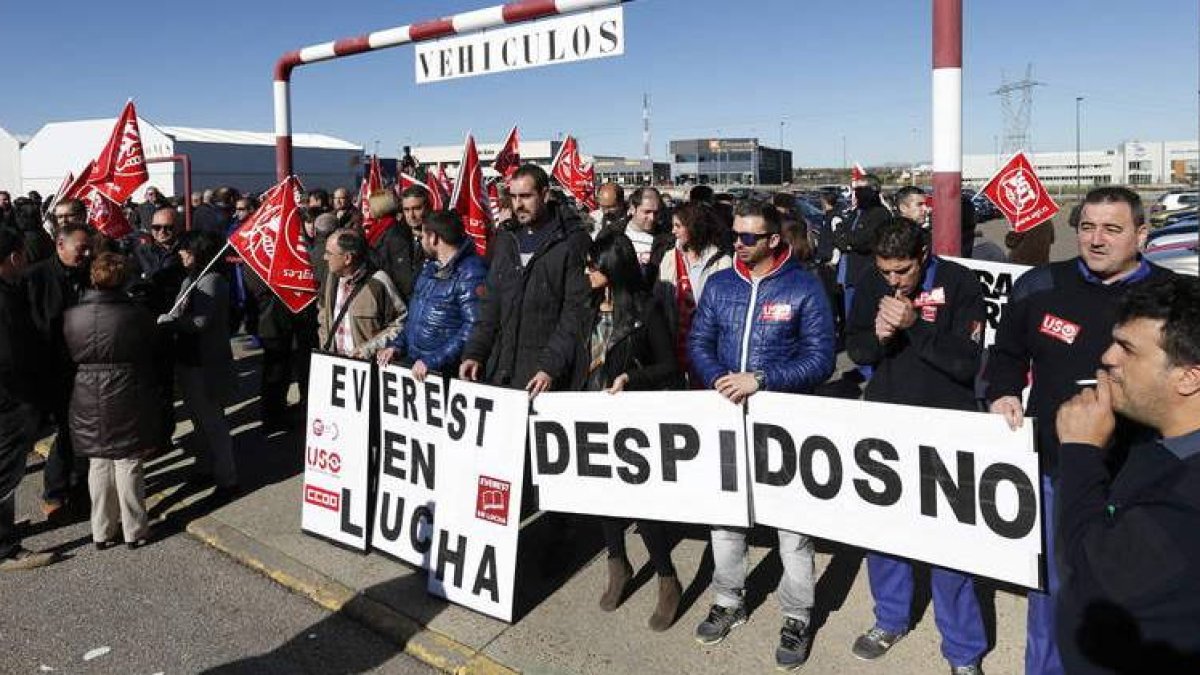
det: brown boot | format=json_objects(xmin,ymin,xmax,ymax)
[
  {"xmin": 648, "ymin": 575, "xmax": 682, "ymax": 631},
  {"xmin": 599, "ymin": 557, "xmax": 632, "ymax": 611}
]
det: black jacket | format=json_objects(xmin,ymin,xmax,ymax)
[
  {"xmin": 588, "ymin": 294, "xmax": 681, "ymax": 391},
  {"xmin": 834, "ymin": 204, "xmax": 891, "ymax": 286},
  {"xmin": 129, "ymin": 240, "xmax": 186, "ymax": 315},
  {"xmin": 0, "ymin": 276, "xmax": 44, "ymax": 414},
  {"xmin": 244, "ymin": 268, "xmax": 317, "ymax": 342},
  {"xmin": 984, "ymin": 259, "xmax": 1175, "ymax": 477},
  {"xmin": 847, "ymin": 256, "xmax": 985, "ymax": 411},
  {"xmin": 370, "ymin": 222, "xmax": 418, "ymax": 303},
  {"xmin": 462, "ymin": 202, "xmax": 592, "ymax": 390},
  {"xmin": 24, "ymin": 256, "xmax": 88, "ymax": 387},
  {"xmin": 1056, "ymin": 439, "xmax": 1200, "ymax": 674}
]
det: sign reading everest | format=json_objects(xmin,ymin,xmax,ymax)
[
  {"xmin": 981, "ymin": 151, "xmax": 1061, "ymax": 234},
  {"xmin": 415, "ymin": 6, "xmax": 625, "ymax": 84}
]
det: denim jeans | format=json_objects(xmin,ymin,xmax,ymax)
[{"xmin": 711, "ymin": 526, "xmax": 815, "ymax": 623}]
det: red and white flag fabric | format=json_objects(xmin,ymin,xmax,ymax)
[
  {"xmin": 486, "ymin": 180, "xmax": 502, "ymax": 222},
  {"xmin": 229, "ymin": 175, "xmax": 317, "ymax": 313},
  {"xmin": 449, "ymin": 133, "xmax": 493, "ymax": 256},
  {"xmin": 578, "ymin": 162, "xmax": 597, "ymax": 211},
  {"xmin": 981, "ymin": 151, "xmax": 1060, "ymax": 233},
  {"xmin": 492, "ymin": 125, "xmax": 520, "ymax": 184},
  {"xmin": 81, "ymin": 186, "xmax": 133, "ymax": 239},
  {"xmin": 358, "ymin": 155, "xmax": 395, "ymax": 246},
  {"xmin": 62, "ymin": 161, "xmax": 97, "ymax": 201},
  {"xmin": 51, "ymin": 171, "xmax": 76, "ymax": 205},
  {"xmin": 851, "ymin": 162, "xmax": 867, "ymax": 183},
  {"xmin": 87, "ymin": 100, "xmax": 149, "ymax": 204},
  {"xmin": 398, "ymin": 172, "xmax": 445, "ymax": 212},
  {"xmin": 550, "ymin": 135, "xmax": 596, "ymax": 211},
  {"xmin": 434, "ymin": 164, "xmax": 454, "ymax": 204}
]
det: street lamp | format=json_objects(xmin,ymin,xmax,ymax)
[{"xmin": 1075, "ymin": 96, "xmax": 1084, "ymax": 197}]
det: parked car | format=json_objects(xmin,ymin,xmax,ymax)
[
  {"xmin": 1145, "ymin": 225, "xmax": 1197, "ymax": 255},
  {"xmin": 1146, "ymin": 245, "xmax": 1198, "ymax": 277},
  {"xmin": 1161, "ymin": 210, "xmax": 1198, "ymax": 228},
  {"xmin": 1150, "ymin": 191, "xmax": 1199, "ymax": 214}
]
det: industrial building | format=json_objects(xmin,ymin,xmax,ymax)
[
  {"xmin": 963, "ymin": 140, "xmax": 1199, "ymax": 188},
  {"xmin": 669, "ymin": 138, "xmax": 793, "ymax": 186},
  {"xmin": 591, "ymin": 157, "xmax": 670, "ymax": 186},
  {"xmin": 18, "ymin": 117, "xmax": 361, "ymax": 199}
]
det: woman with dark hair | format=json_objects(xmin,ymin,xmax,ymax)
[
  {"xmin": 64, "ymin": 252, "xmax": 160, "ymax": 548},
  {"xmin": 655, "ymin": 202, "xmax": 731, "ymax": 386},
  {"xmin": 158, "ymin": 230, "xmax": 238, "ymax": 499},
  {"xmin": 584, "ymin": 231, "xmax": 684, "ymax": 631}
]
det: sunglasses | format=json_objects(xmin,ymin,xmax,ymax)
[
  {"xmin": 734, "ymin": 231, "xmax": 771, "ymax": 247},
  {"xmin": 150, "ymin": 225, "xmax": 173, "ymax": 232}
]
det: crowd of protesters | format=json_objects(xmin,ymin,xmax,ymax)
[{"xmin": 1, "ymin": 168, "xmax": 1199, "ymax": 675}]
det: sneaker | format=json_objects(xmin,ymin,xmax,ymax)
[
  {"xmin": 775, "ymin": 617, "xmax": 813, "ymax": 671},
  {"xmin": 851, "ymin": 625, "xmax": 907, "ymax": 660},
  {"xmin": 0, "ymin": 548, "xmax": 60, "ymax": 571},
  {"xmin": 694, "ymin": 604, "xmax": 747, "ymax": 645},
  {"xmin": 950, "ymin": 665, "xmax": 984, "ymax": 675}
]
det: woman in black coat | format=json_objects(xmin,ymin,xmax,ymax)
[
  {"xmin": 64, "ymin": 252, "xmax": 161, "ymax": 549},
  {"xmin": 584, "ymin": 231, "xmax": 683, "ymax": 631}
]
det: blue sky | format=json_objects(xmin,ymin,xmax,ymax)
[{"xmin": 1, "ymin": 0, "xmax": 1195, "ymax": 167}]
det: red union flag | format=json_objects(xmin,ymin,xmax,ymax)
[
  {"xmin": 62, "ymin": 161, "xmax": 97, "ymax": 201},
  {"xmin": 981, "ymin": 151, "xmax": 1060, "ymax": 233},
  {"xmin": 492, "ymin": 125, "xmax": 520, "ymax": 183},
  {"xmin": 398, "ymin": 172, "xmax": 444, "ymax": 212},
  {"xmin": 359, "ymin": 155, "xmax": 395, "ymax": 246},
  {"xmin": 88, "ymin": 100, "xmax": 149, "ymax": 204},
  {"xmin": 434, "ymin": 164, "xmax": 454, "ymax": 203},
  {"xmin": 81, "ymin": 186, "xmax": 132, "ymax": 239},
  {"xmin": 550, "ymin": 135, "xmax": 596, "ymax": 211},
  {"xmin": 851, "ymin": 162, "xmax": 867, "ymax": 183},
  {"xmin": 229, "ymin": 175, "xmax": 316, "ymax": 313},
  {"xmin": 450, "ymin": 133, "xmax": 493, "ymax": 256}
]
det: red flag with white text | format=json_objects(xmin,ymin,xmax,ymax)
[
  {"xmin": 359, "ymin": 155, "xmax": 395, "ymax": 246},
  {"xmin": 981, "ymin": 151, "xmax": 1060, "ymax": 233},
  {"xmin": 851, "ymin": 162, "xmax": 867, "ymax": 183},
  {"xmin": 493, "ymin": 125, "xmax": 520, "ymax": 184},
  {"xmin": 449, "ymin": 133, "xmax": 493, "ymax": 256},
  {"xmin": 87, "ymin": 100, "xmax": 149, "ymax": 204},
  {"xmin": 62, "ymin": 161, "xmax": 97, "ymax": 201},
  {"xmin": 81, "ymin": 186, "xmax": 133, "ymax": 239},
  {"xmin": 434, "ymin": 164, "xmax": 454, "ymax": 204},
  {"xmin": 399, "ymin": 172, "xmax": 445, "ymax": 212},
  {"xmin": 550, "ymin": 136, "xmax": 596, "ymax": 211},
  {"xmin": 230, "ymin": 175, "xmax": 317, "ymax": 313}
]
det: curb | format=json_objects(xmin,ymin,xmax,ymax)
[{"xmin": 186, "ymin": 516, "xmax": 518, "ymax": 675}]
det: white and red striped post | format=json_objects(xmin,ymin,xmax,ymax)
[
  {"xmin": 273, "ymin": 0, "xmax": 628, "ymax": 181},
  {"xmin": 931, "ymin": 0, "xmax": 962, "ymax": 256}
]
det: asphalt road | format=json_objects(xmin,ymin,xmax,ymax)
[{"xmin": 1, "ymin": 422, "xmax": 434, "ymax": 675}]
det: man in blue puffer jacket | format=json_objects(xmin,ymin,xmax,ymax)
[
  {"xmin": 377, "ymin": 210, "xmax": 486, "ymax": 380},
  {"xmin": 689, "ymin": 200, "xmax": 835, "ymax": 671}
]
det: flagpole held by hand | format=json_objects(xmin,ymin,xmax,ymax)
[{"xmin": 166, "ymin": 240, "xmax": 232, "ymax": 317}]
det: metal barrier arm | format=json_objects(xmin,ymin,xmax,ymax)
[{"xmin": 273, "ymin": 0, "xmax": 629, "ymax": 181}]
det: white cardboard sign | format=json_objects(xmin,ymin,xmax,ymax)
[
  {"xmin": 529, "ymin": 391, "xmax": 751, "ymax": 528},
  {"xmin": 946, "ymin": 256, "xmax": 1032, "ymax": 348},
  {"xmin": 302, "ymin": 353, "xmax": 373, "ymax": 551},
  {"xmin": 748, "ymin": 392, "xmax": 1043, "ymax": 589}
]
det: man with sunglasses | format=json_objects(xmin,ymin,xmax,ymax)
[
  {"xmin": 844, "ymin": 216, "xmax": 989, "ymax": 675},
  {"xmin": 689, "ymin": 200, "xmax": 835, "ymax": 671}
]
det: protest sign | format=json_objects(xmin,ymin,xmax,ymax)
[
  {"xmin": 748, "ymin": 392, "xmax": 1042, "ymax": 588},
  {"xmin": 302, "ymin": 353, "xmax": 373, "ymax": 551},
  {"xmin": 946, "ymin": 256, "xmax": 1031, "ymax": 348},
  {"xmin": 530, "ymin": 391, "xmax": 751, "ymax": 527},
  {"xmin": 426, "ymin": 377, "xmax": 528, "ymax": 622}
]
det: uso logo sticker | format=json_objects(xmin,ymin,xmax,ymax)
[
  {"xmin": 1039, "ymin": 313, "xmax": 1081, "ymax": 345},
  {"xmin": 760, "ymin": 303, "xmax": 793, "ymax": 322}
]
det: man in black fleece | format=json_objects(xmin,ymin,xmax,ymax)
[
  {"xmin": 984, "ymin": 186, "xmax": 1174, "ymax": 675},
  {"xmin": 845, "ymin": 217, "xmax": 988, "ymax": 675},
  {"xmin": 1055, "ymin": 275, "xmax": 1200, "ymax": 674}
]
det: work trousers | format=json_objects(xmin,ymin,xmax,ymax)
[
  {"xmin": 600, "ymin": 517, "xmax": 676, "ymax": 577},
  {"xmin": 177, "ymin": 367, "xmax": 237, "ymax": 488},
  {"xmin": 1029, "ymin": 475, "xmax": 1063, "ymax": 675},
  {"xmin": 711, "ymin": 526, "xmax": 815, "ymax": 623},
  {"xmin": 87, "ymin": 457, "xmax": 148, "ymax": 544},
  {"xmin": 867, "ymin": 552, "xmax": 988, "ymax": 667}
]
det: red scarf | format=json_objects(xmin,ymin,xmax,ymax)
[{"xmin": 673, "ymin": 249, "xmax": 700, "ymax": 387}]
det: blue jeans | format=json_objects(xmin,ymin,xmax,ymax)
[{"xmin": 1028, "ymin": 475, "xmax": 1063, "ymax": 675}]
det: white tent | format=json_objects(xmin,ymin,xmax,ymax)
[
  {"xmin": 20, "ymin": 117, "xmax": 362, "ymax": 199},
  {"xmin": 0, "ymin": 126, "xmax": 22, "ymax": 195}
]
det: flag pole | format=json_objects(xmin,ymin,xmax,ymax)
[{"xmin": 166, "ymin": 240, "xmax": 233, "ymax": 317}]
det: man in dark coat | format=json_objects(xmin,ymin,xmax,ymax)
[
  {"xmin": 365, "ymin": 191, "xmax": 417, "ymax": 303},
  {"xmin": 459, "ymin": 164, "xmax": 591, "ymax": 396},
  {"xmin": 1055, "ymin": 275, "xmax": 1200, "ymax": 674},
  {"xmin": 134, "ymin": 186, "xmax": 170, "ymax": 233},
  {"xmin": 24, "ymin": 220, "xmax": 93, "ymax": 518},
  {"xmin": 0, "ymin": 229, "xmax": 59, "ymax": 570},
  {"xmin": 834, "ymin": 172, "xmax": 892, "ymax": 316}
]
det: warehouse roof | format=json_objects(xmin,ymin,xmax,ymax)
[{"xmin": 29, "ymin": 118, "xmax": 360, "ymax": 151}]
